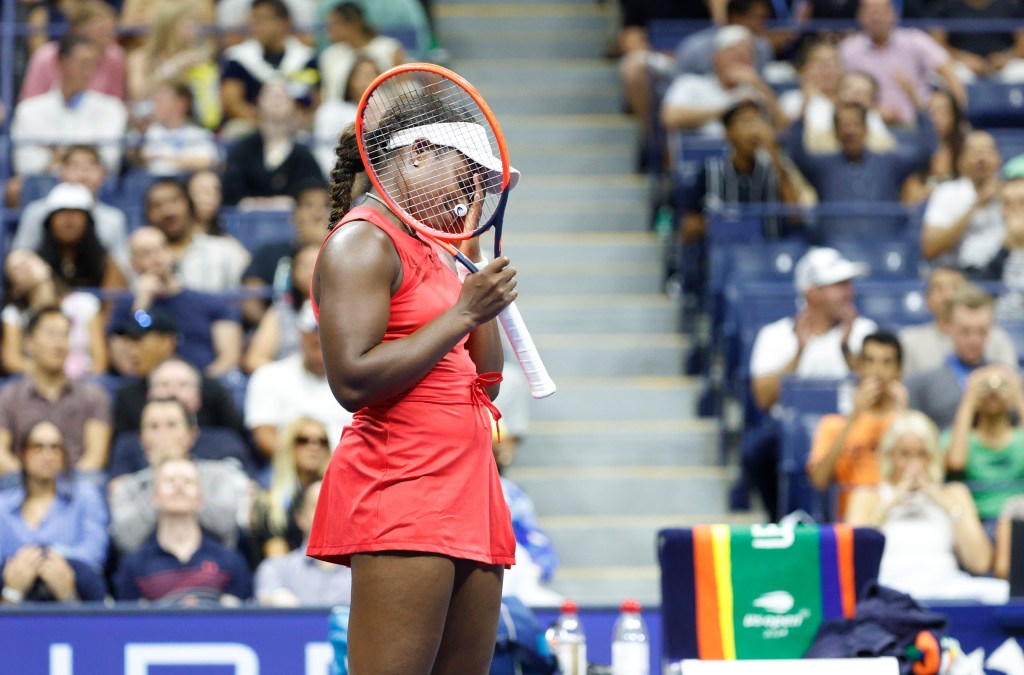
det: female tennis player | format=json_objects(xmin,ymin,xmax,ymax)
[{"xmin": 306, "ymin": 92, "xmax": 519, "ymax": 674}]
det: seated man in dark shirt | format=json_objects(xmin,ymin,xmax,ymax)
[
  {"xmin": 926, "ymin": 0, "xmax": 1024, "ymax": 80},
  {"xmin": 113, "ymin": 456, "xmax": 252, "ymax": 606},
  {"xmin": 679, "ymin": 98, "xmax": 800, "ymax": 243}
]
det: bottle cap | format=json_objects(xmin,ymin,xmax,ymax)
[
  {"xmin": 620, "ymin": 598, "xmax": 642, "ymax": 613},
  {"xmin": 560, "ymin": 599, "xmax": 578, "ymax": 614}
]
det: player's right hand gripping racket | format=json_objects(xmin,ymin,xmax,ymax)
[{"xmin": 356, "ymin": 63, "xmax": 556, "ymax": 399}]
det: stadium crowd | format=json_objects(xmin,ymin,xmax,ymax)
[
  {"xmin": 0, "ymin": 0, "xmax": 563, "ymax": 609},
  {"xmin": 624, "ymin": 0, "xmax": 1024, "ymax": 603}
]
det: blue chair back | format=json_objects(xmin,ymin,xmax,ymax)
[
  {"xmin": 20, "ymin": 174, "xmax": 58, "ymax": 205},
  {"xmin": 828, "ymin": 238, "xmax": 920, "ymax": 281},
  {"xmin": 778, "ymin": 378, "xmax": 843, "ymax": 519},
  {"xmin": 967, "ymin": 83, "xmax": 1024, "ymax": 128},
  {"xmin": 856, "ymin": 280, "xmax": 930, "ymax": 330},
  {"xmin": 222, "ymin": 210, "xmax": 293, "ymax": 254}
]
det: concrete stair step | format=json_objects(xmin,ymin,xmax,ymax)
[
  {"xmin": 515, "ymin": 294, "xmax": 679, "ymax": 334},
  {"xmin": 451, "ymin": 62, "xmax": 621, "ymax": 89},
  {"xmin": 502, "ymin": 231, "xmax": 661, "ymax": 264},
  {"xmin": 533, "ymin": 332, "xmax": 687, "ymax": 376},
  {"xmin": 436, "ymin": 3, "xmax": 610, "ymax": 32},
  {"xmin": 443, "ymin": 30, "xmax": 609, "ymax": 60},
  {"xmin": 529, "ymin": 375, "xmax": 700, "ymax": 421},
  {"xmin": 514, "ymin": 261, "xmax": 662, "ymax": 295},
  {"xmin": 507, "ymin": 465, "xmax": 734, "ymax": 515},
  {"xmin": 548, "ymin": 567, "xmax": 660, "ymax": 607},
  {"xmin": 514, "ymin": 143, "xmax": 635, "ymax": 175},
  {"xmin": 510, "ymin": 175, "xmax": 648, "ymax": 206},
  {"xmin": 505, "ymin": 201, "xmax": 648, "ymax": 232},
  {"xmin": 483, "ymin": 84, "xmax": 622, "ymax": 115},
  {"xmin": 439, "ymin": 0, "xmax": 601, "ymax": 6},
  {"xmin": 501, "ymin": 114, "xmax": 636, "ymax": 148},
  {"xmin": 518, "ymin": 419, "xmax": 719, "ymax": 466}
]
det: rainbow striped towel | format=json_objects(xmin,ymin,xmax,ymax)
[{"xmin": 692, "ymin": 524, "xmax": 857, "ymax": 660}]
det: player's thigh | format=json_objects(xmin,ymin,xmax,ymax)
[
  {"xmin": 348, "ymin": 552, "xmax": 457, "ymax": 675},
  {"xmin": 431, "ymin": 560, "xmax": 504, "ymax": 675}
]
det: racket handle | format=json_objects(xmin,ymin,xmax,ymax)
[{"xmin": 497, "ymin": 302, "xmax": 556, "ymax": 399}]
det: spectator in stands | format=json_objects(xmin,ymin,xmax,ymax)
[
  {"xmin": 111, "ymin": 318, "xmax": 243, "ymax": 439},
  {"xmin": 678, "ymin": 99, "xmax": 800, "ymax": 243},
  {"xmin": 250, "ymin": 417, "xmax": 330, "ymax": 561},
  {"xmin": 113, "ymin": 456, "xmax": 252, "ymax": 605},
  {"xmin": 11, "ymin": 34, "xmax": 128, "ymax": 176},
  {"xmin": 846, "ymin": 410, "xmax": 1006, "ymax": 603},
  {"xmin": 13, "ymin": 145, "xmax": 129, "ymax": 273},
  {"xmin": 244, "ymin": 245, "xmax": 318, "ymax": 372},
  {"xmin": 926, "ymin": 0, "xmax": 1024, "ymax": 83},
  {"xmin": 241, "ymin": 182, "xmax": 329, "ymax": 326},
  {"xmin": 320, "ymin": 3, "xmax": 404, "ymax": 102},
  {"xmin": 674, "ymin": 0, "xmax": 774, "ymax": 77},
  {"xmin": 662, "ymin": 26, "xmax": 785, "ymax": 137},
  {"xmin": 899, "ymin": 266, "xmax": 1017, "ymax": 374},
  {"xmin": 125, "ymin": 0, "xmax": 220, "ymax": 130},
  {"xmin": 143, "ymin": 180, "xmax": 249, "ymax": 293},
  {"xmin": 220, "ymin": 0, "xmax": 319, "ymax": 132},
  {"xmin": 903, "ymin": 90, "xmax": 968, "ymax": 204},
  {"xmin": 618, "ymin": 0, "xmax": 711, "ymax": 144},
  {"xmin": 838, "ymin": 0, "xmax": 965, "ymax": 127},
  {"xmin": 34, "ymin": 184, "xmax": 128, "ymax": 291},
  {"xmin": 141, "ymin": 82, "xmax": 219, "ymax": 176},
  {"xmin": 908, "ymin": 284, "xmax": 1000, "ymax": 429},
  {"xmin": 108, "ymin": 399, "xmax": 250, "ymax": 555},
  {"xmin": 741, "ymin": 247, "xmax": 877, "ymax": 519},
  {"xmin": 316, "ymin": 0, "xmax": 432, "ymax": 56},
  {"xmin": 109, "ymin": 227, "xmax": 243, "ymax": 376},
  {"xmin": 0, "ymin": 308, "xmax": 112, "ymax": 480},
  {"xmin": 315, "ymin": 57, "xmax": 380, "ymax": 176},
  {"xmin": 804, "ymin": 0, "xmax": 926, "ymax": 18},
  {"xmin": 245, "ymin": 302, "xmax": 353, "ymax": 459},
  {"xmin": 780, "ymin": 48, "xmax": 899, "ymax": 154},
  {"xmin": 788, "ymin": 101, "xmax": 934, "ymax": 224},
  {"xmin": 0, "ymin": 422, "xmax": 108, "ymax": 605},
  {"xmin": 19, "ymin": 0, "xmax": 125, "ymax": 102},
  {"xmin": 806, "ymin": 331, "xmax": 906, "ymax": 517},
  {"xmin": 186, "ymin": 170, "xmax": 226, "ymax": 237},
  {"xmin": 922, "ymin": 131, "xmax": 1004, "ymax": 271},
  {"xmin": 256, "ymin": 479, "xmax": 351, "ymax": 607},
  {"xmin": 219, "ymin": 0, "xmax": 317, "ymax": 42},
  {"xmin": 2, "ymin": 250, "xmax": 108, "ymax": 377},
  {"xmin": 989, "ymin": 171, "xmax": 1024, "ymax": 320},
  {"xmin": 944, "ymin": 365, "xmax": 1024, "ymax": 522},
  {"xmin": 223, "ymin": 79, "xmax": 326, "ymax": 207}
]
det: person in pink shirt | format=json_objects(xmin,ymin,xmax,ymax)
[
  {"xmin": 839, "ymin": 0, "xmax": 965, "ymax": 127},
  {"xmin": 19, "ymin": 0, "xmax": 125, "ymax": 102}
]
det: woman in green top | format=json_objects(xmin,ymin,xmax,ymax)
[{"xmin": 945, "ymin": 365, "xmax": 1024, "ymax": 520}]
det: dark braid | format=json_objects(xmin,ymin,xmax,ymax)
[{"xmin": 328, "ymin": 124, "xmax": 363, "ymax": 229}]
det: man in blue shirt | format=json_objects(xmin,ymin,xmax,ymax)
[
  {"xmin": 113, "ymin": 457, "xmax": 252, "ymax": 605},
  {"xmin": 787, "ymin": 100, "xmax": 935, "ymax": 239}
]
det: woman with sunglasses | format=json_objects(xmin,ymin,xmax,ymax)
[
  {"xmin": 250, "ymin": 416, "xmax": 331, "ymax": 561},
  {"xmin": 0, "ymin": 421, "xmax": 109, "ymax": 605}
]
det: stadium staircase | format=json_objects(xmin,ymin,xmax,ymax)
[{"xmin": 434, "ymin": 0, "xmax": 759, "ymax": 606}]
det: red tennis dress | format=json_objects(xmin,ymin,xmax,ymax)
[{"xmin": 306, "ymin": 206, "xmax": 516, "ymax": 567}]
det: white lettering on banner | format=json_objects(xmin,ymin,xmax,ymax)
[
  {"xmin": 125, "ymin": 643, "xmax": 259, "ymax": 675},
  {"xmin": 49, "ymin": 644, "xmax": 73, "ymax": 675},
  {"xmin": 750, "ymin": 525, "xmax": 794, "ymax": 549},
  {"xmin": 305, "ymin": 643, "xmax": 333, "ymax": 675}
]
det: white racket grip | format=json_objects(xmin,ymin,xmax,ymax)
[{"xmin": 497, "ymin": 301, "xmax": 556, "ymax": 399}]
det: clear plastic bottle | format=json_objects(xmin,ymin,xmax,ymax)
[
  {"xmin": 328, "ymin": 605, "xmax": 350, "ymax": 675},
  {"xmin": 553, "ymin": 599, "xmax": 587, "ymax": 675},
  {"xmin": 611, "ymin": 598, "xmax": 649, "ymax": 675}
]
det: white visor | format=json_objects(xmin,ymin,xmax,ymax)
[{"xmin": 385, "ymin": 122, "xmax": 520, "ymax": 194}]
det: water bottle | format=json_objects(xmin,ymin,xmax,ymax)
[
  {"xmin": 328, "ymin": 605, "xmax": 350, "ymax": 675},
  {"xmin": 611, "ymin": 599, "xmax": 649, "ymax": 675},
  {"xmin": 552, "ymin": 599, "xmax": 587, "ymax": 675}
]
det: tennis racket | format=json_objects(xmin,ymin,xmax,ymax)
[{"xmin": 355, "ymin": 62, "xmax": 556, "ymax": 399}]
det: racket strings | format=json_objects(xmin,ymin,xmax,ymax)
[{"xmin": 360, "ymin": 76, "xmax": 504, "ymax": 238}]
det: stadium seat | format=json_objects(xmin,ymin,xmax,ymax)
[
  {"xmin": 19, "ymin": 174, "xmax": 58, "ymax": 205},
  {"xmin": 827, "ymin": 238, "xmax": 920, "ymax": 281},
  {"xmin": 856, "ymin": 280, "xmax": 930, "ymax": 330},
  {"xmin": 222, "ymin": 210, "xmax": 293, "ymax": 253},
  {"xmin": 117, "ymin": 170, "xmax": 184, "ymax": 212},
  {"xmin": 997, "ymin": 320, "xmax": 1024, "ymax": 368},
  {"xmin": 778, "ymin": 378, "xmax": 843, "ymax": 519},
  {"xmin": 107, "ymin": 427, "xmax": 254, "ymax": 479},
  {"xmin": 658, "ymin": 524, "xmax": 885, "ymax": 662},
  {"xmin": 992, "ymin": 129, "xmax": 1024, "ymax": 163},
  {"xmin": 967, "ymin": 83, "xmax": 1024, "ymax": 129},
  {"xmin": 219, "ymin": 370, "xmax": 250, "ymax": 416}
]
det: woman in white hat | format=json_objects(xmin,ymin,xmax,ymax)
[{"xmin": 305, "ymin": 93, "xmax": 520, "ymax": 675}]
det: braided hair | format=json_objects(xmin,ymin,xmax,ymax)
[{"xmin": 327, "ymin": 90, "xmax": 474, "ymax": 229}]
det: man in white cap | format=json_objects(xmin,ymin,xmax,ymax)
[
  {"xmin": 736, "ymin": 247, "xmax": 877, "ymax": 519},
  {"xmin": 244, "ymin": 301, "xmax": 353, "ymax": 459},
  {"xmin": 661, "ymin": 25, "xmax": 785, "ymax": 137}
]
